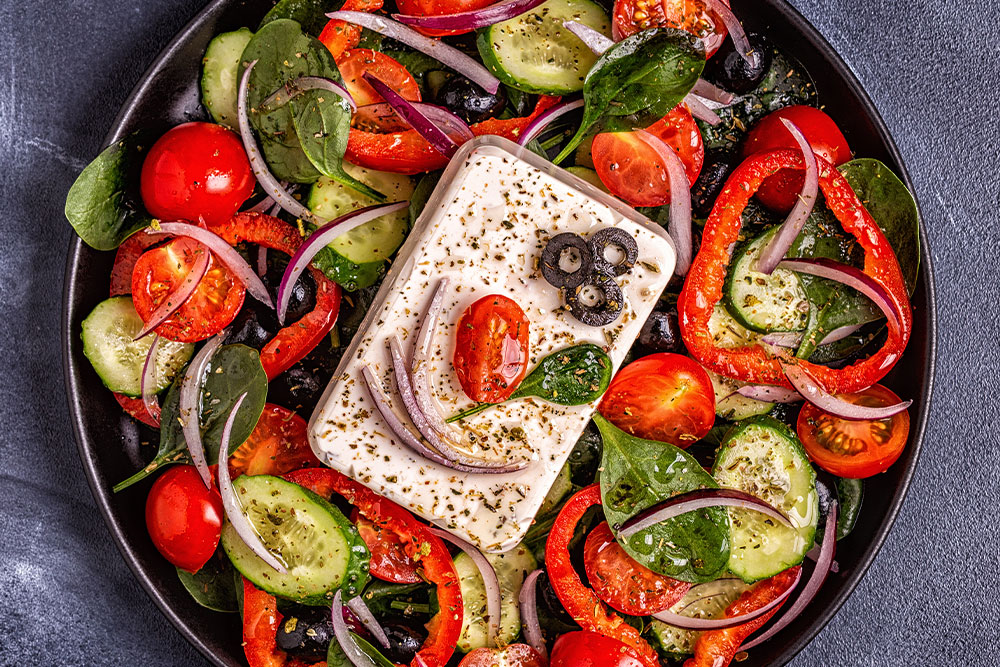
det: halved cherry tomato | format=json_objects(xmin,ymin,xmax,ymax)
[
  {"xmin": 613, "ymin": 0, "xmax": 729, "ymax": 56},
  {"xmin": 592, "ymin": 104, "xmax": 703, "ymax": 207},
  {"xmin": 796, "ymin": 384, "xmax": 909, "ymax": 478},
  {"xmin": 228, "ymin": 404, "xmax": 321, "ymax": 478},
  {"xmin": 395, "ymin": 0, "xmax": 496, "ymax": 36},
  {"xmin": 336, "ymin": 49, "xmax": 421, "ymax": 106},
  {"xmin": 354, "ymin": 512, "xmax": 422, "ymax": 584},
  {"xmin": 550, "ymin": 631, "xmax": 646, "ymax": 667},
  {"xmin": 145, "ymin": 465, "xmax": 223, "ymax": 573},
  {"xmin": 599, "ymin": 353, "xmax": 715, "ymax": 447},
  {"xmin": 318, "ymin": 0, "xmax": 383, "ymax": 60},
  {"xmin": 453, "ymin": 294, "xmax": 530, "ymax": 403},
  {"xmin": 459, "ymin": 644, "xmax": 547, "ymax": 667},
  {"xmin": 140, "ymin": 122, "xmax": 255, "ymax": 226},
  {"xmin": 743, "ymin": 105, "xmax": 852, "ymax": 213},
  {"xmin": 131, "ymin": 237, "xmax": 245, "ymax": 343},
  {"xmin": 584, "ymin": 522, "xmax": 691, "ymax": 615}
]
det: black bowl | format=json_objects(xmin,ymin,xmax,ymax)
[{"xmin": 61, "ymin": 1, "xmax": 937, "ymax": 665}]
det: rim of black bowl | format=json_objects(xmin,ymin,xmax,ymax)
[{"xmin": 62, "ymin": 0, "xmax": 937, "ymax": 665}]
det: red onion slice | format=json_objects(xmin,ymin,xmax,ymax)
[
  {"xmin": 133, "ymin": 244, "xmax": 210, "ymax": 340},
  {"xmin": 740, "ymin": 502, "xmax": 838, "ymax": 650},
  {"xmin": 409, "ymin": 279, "xmax": 461, "ymax": 441},
  {"xmin": 777, "ymin": 258, "xmax": 902, "ymax": 331},
  {"xmin": 429, "ymin": 527, "xmax": 502, "ymax": 648},
  {"xmin": 140, "ymin": 334, "xmax": 162, "ymax": 424},
  {"xmin": 736, "ymin": 385, "xmax": 803, "ymax": 403},
  {"xmin": 691, "ymin": 78, "xmax": 736, "ymax": 105},
  {"xmin": 238, "ymin": 60, "xmax": 321, "ymax": 225},
  {"xmin": 331, "ymin": 590, "xmax": 374, "ymax": 667},
  {"xmin": 652, "ymin": 567, "xmax": 801, "ymax": 630},
  {"xmin": 755, "ymin": 119, "xmax": 819, "ymax": 274},
  {"xmin": 178, "ymin": 332, "xmax": 226, "ymax": 489},
  {"xmin": 262, "ymin": 75, "xmax": 356, "ymax": 112},
  {"xmin": 218, "ymin": 392, "xmax": 289, "ymax": 574},
  {"xmin": 518, "ymin": 99, "xmax": 584, "ymax": 147},
  {"xmin": 683, "ymin": 94, "xmax": 722, "ymax": 126},
  {"xmin": 152, "ymin": 222, "xmax": 273, "ymax": 309},
  {"xmin": 363, "ymin": 73, "xmax": 464, "ymax": 158},
  {"xmin": 246, "ymin": 195, "xmax": 276, "ymax": 214},
  {"xmin": 761, "ymin": 323, "xmax": 864, "ymax": 349},
  {"xmin": 393, "ymin": 0, "xmax": 548, "ymax": 31},
  {"xmin": 705, "ymin": 0, "xmax": 757, "ymax": 66},
  {"xmin": 256, "ymin": 247, "xmax": 268, "ymax": 279},
  {"xmin": 275, "ymin": 201, "xmax": 408, "ymax": 325},
  {"xmin": 619, "ymin": 488, "xmax": 793, "ymax": 540},
  {"xmin": 562, "ymin": 20, "xmax": 612, "ymax": 54},
  {"xmin": 327, "ymin": 11, "xmax": 500, "ymax": 94},
  {"xmin": 345, "ymin": 596, "xmax": 391, "ymax": 649},
  {"xmin": 782, "ymin": 362, "xmax": 911, "ymax": 421},
  {"xmin": 636, "ymin": 129, "xmax": 693, "ymax": 276},
  {"xmin": 518, "ymin": 569, "xmax": 547, "ymax": 659}
]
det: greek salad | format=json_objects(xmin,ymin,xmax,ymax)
[{"xmin": 63, "ymin": 0, "xmax": 921, "ymax": 665}]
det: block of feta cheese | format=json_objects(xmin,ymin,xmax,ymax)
[{"xmin": 308, "ymin": 136, "xmax": 676, "ymax": 552}]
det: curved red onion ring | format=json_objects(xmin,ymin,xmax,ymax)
[
  {"xmin": 736, "ymin": 384, "xmax": 803, "ymax": 403},
  {"xmin": 429, "ymin": 527, "xmax": 502, "ymax": 648},
  {"xmin": 393, "ymin": 0, "xmax": 548, "ymax": 31},
  {"xmin": 755, "ymin": 119, "xmax": 819, "ymax": 274},
  {"xmin": 705, "ymin": 0, "xmax": 757, "ymax": 66},
  {"xmin": 256, "ymin": 247, "xmax": 268, "ymax": 279},
  {"xmin": 331, "ymin": 590, "xmax": 374, "ymax": 667},
  {"xmin": 218, "ymin": 392, "xmax": 289, "ymax": 573},
  {"xmin": 777, "ymin": 258, "xmax": 902, "ymax": 331},
  {"xmin": 518, "ymin": 99, "xmax": 584, "ymax": 147},
  {"xmin": 636, "ymin": 129, "xmax": 693, "ymax": 276},
  {"xmin": 133, "ymin": 243, "xmax": 210, "ymax": 340},
  {"xmin": 327, "ymin": 11, "xmax": 500, "ymax": 94},
  {"xmin": 409, "ymin": 279, "xmax": 461, "ymax": 441},
  {"xmin": 246, "ymin": 195, "xmax": 276, "ymax": 214},
  {"xmin": 619, "ymin": 488, "xmax": 793, "ymax": 539},
  {"xmin": 782, "ymin": 362, "xmax": 911, "ymax": 420},
  {"xmin": 562, "ymin": 20, "xmax": 612, "ymax": 54},
  {"xmin": 691, "ymin": 78, "xmax": 736, "ymax": 105},
  {"xmin": 346, "ymin": 596, "xmax": 391, "ymax": 649},
  {"xmin": 178, "ymin": 332, "xmax": 226, "ymax": 489},
  {"xmin": 140, "ymin": 334, "xmax": 162, "ymax": 424},
  {"xmin": 518, "ymin": 569, "xmax": 547, "ymax": 659},
  {"xmin": 762, "ymin": 323, "xmax": 864, "ymax": 349},
  {"xmin": 238, "ymin": 60, "xmax": 321, "ymax": 225},
  {"xmin": 363, "ymin": 73, "xmax": 465, "ymax": 158},
  {"xmin": 152, "ymin": 222, "xmax": 273, "ymax": 308},
  {"xmin": 683, "ymin": 94, "xmax": 722, "ymax": 126},
  {"xmin": 262, "ymin": 75, "xmax": 356, "ymax": 112},
  {"xmin": 741, "ymin": 502, "xmax": 838, "ymax": 650},
  {"xmin": 652, "ymin": 567, "xmax": 802, "ymax": 630},
  {"xmin": 275, "ymin": 201, "xmax": 408, "ymax": 325}
]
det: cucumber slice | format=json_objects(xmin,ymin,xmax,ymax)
[
  {"xmin": 724, "ymin": 225, "xmax": 809, "ymax": 333},
  {"xmin": 221, "ymin": 475, "xmax": 369, "ymax": 604},
  {"xmin": 201, "ymin": 28, "xmax": 254, "ymax": 128},
  {"xmin": 705, "ymin": 368, "xmax": 774, "ymax": 421},
  {"xmin": 708, "ymin": 304, "xmax": 760, "ymax": 349},
  {"xmin": 712, "ymin": 417, "xmax": 818, "ymax": 582},
  {"xmin": 81, "ymin": 296, "xmax": 194, "ymax": 396},
  {"xmin": 649, "ymin": 577, "xmax": 753, "ymax": 656},
  {"xmin": 455, "ymin": 543, "xmax": 537, "ymax": 652},
  {"xmin": 477, "ymin": 0, "xmax": 611, "ymax": 94}
]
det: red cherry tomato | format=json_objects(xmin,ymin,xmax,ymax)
[
  {"xmin": 743, "ymin": 105, "xmax": 852, "ymax": 213},
  {"xmin": 131, "ymin": 237, "xmax": 245, "ymax": 343},
  {"xmin": 550, "ymin": 631, "xmax": 646, "ymax": 667},
  {"xmin": 584, "ymin": 522, "xmax": 691, "ymax": 615},
  {"xmin": 613, "ymin": 0, "xmax": 729, "ymax": 56},
  {"xmin": 796, "ymin": 384, "xmax": 910, "ymax": 478},
  {"xmin": 335, "ymin": 49, "xmax": 421, "ymax": 107},
  {"xmin": 354, "ymin": 512, "xmax": 422, "ymax": 584},
  {"xmin": 395, "ymin": 0, "xmax": 496, "ymax": 36},
  {"xmin": 145, "ymin": 465, "xmax": 223, "ymax": 573},
  {"xmin": 592, "ymin": 105, "xmax": 703, "ymax": 207},
  {"xmin": 453, "ymin": 294, "xmax": 530, "ymax": 403},
  {"xmin": 228, "ymin": 404, "xmax": 322, "ymax": 479},
  {"xmin": 459, "ymin": 644, "xmax": 547, "ymax": 667},
  {"xmin": 140, "ymin": 122, "xmax": 255, "ymax": 226},
  {"xmin": 599, "ymin": 353, "xmax": 715, "ymax": 447}
]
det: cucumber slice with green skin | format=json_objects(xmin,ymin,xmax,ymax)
[
  {"xmin": 648, "ymin": 577, "xmax": 753, "ymax": 657},
  {"xmin": 455, "ymin": 543, "xmax": 537, "ymax": 652},
  {"xmin": 201, "ymin": 28, "xmax": 254, "ymax": 129},
  {"xmin": 707, "ymin": 304, "xmax": 760, "ymax": 349},
  {"xmin": 221, "ymin": 475, "xmax": 370, "ymax": 604},
  {"xmin": 81, "ymin": 296, "xmax": 194, "ymax": 397},
  {"xmin": 705, "ymin": 368, "xmax": 774, "ymax": 421},
  {"xmin": 724, "ymin": 225, "xmax": 810, "ymax": 333},
  {"xmin": 712, "ymin": 416, "xmax": 818, "ymax": 582},
  {"xmin": 477, "ymin": 0, "xmax": 611, "ymax": 94}
]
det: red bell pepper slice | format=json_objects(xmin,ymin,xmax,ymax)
[
  {"xmin": 545, "ymin": 485, "xmax": 660, "ymax": 667},
  {"xmin": 318, "ymin": 0, "xmax": 383, "ymax": 60},
  {"xmin": 683, "ymin": 566, "xmax": 801, "ymax": 667},
  {"xmin": 678, "ymin": 149, "xmax": 912, "ymax": 394},
  {"xmin": 242, "ymin": 577, "xmax": 289, "ymax": 667}
]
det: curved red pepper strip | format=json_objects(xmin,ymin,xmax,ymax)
[
  {"xmin": 242, "ymin": 577, "xmax": 289, "ymax": 667},
  {"xmin": 283, "ymin": 468, "xmax": 463, "ymax": 667},
  {"xmin": 545, "ymin": 485, "xmax": 660, "ymax": 667},
  {"xmin": 678, "ymin": 149, "xmax": 912, "ymax": 394},
  {"xmin": 319, "ymin": 0, "xmax": 384, "ymax": 60},
  {"xmin": 683, "ymin": 566, "xmax": 801, "ymax": 667}
]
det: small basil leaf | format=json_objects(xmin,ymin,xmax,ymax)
[
  {"xmin": 510, "ymin": 343, "xmax": 613, "ymax": 405},
  {"xmin": 259, "ymin": 0, "xmax": 339, "ymax": 36},
  {"xmin": 835, "ymin": 477, "xmax": 864, "ymax": 541},
  {"xmin": 176, "ymin": 549, "xmax": 238, "ymax": 613},
  {"xmin": 327, "ymin": 631, "xmax": 398, "ymax": 667}
]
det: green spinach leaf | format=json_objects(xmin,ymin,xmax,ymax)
[
  {"xmin": 835, "ymin": 477, "xmax": 863, "ymax": 541},
  {"xmin": 176, "ymin": 549, "xmax": 238, "ymax": 613},
  {"xmin": 555, "ymin": 28, "xmax": 704, "ymax": 164},
  {"xmin": 327, "ymin": 632, "xmax": 397, "ymax": 667},
  {"xmin": 595, "ymin": 414, "xmax": 730, "ymax": 583},
  {"xmin": 259, "ymin": 0, "xmax": 339, "ymax": 36},
  {"xmin": 64, "ymin": 131, "xmax": 152, "ymax": 250}
]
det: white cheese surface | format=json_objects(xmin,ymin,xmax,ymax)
[{"xmin": 309, "ymin": 140, "xmax": 675, "ymax": 551}]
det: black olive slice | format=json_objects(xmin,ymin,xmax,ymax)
[
  {"xmin": 541, "ymin": 233, "xmax": 593, "ymax": 289},
  {"xmin": 565, "ymin": 274, "xmax": 625, "ymax": 326},
  {"xmin": 589, "ymin": 227, "xmax": 638, "ymax": 277}
]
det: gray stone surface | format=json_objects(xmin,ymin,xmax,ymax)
[{"xmin": 0, "ymin": 0, "xmax": 997, "ymax": 665}]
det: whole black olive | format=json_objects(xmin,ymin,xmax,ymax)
[
  {"xmin": 224, "ymin": 305, "xmax": 274, "ymax": 350},
  {"xmin": 381, "ymin": 622, "xmax": 426, "ymax": 663},
  {"xmin": 703, "ymin": 32, "xmax": 773, "ymax": 95},
  {"xmin": 537, "ymin": 571, "xmax": 577, "ymax": 632},
  {"xmin": 638, "ymin": 309, "xmax": 682, "ymax": 353},
  {"xmin": 691, "ymin": 149, "xmax": 736, "ymax": 218},
  {"xmin": 434, "ymin": 75, "xmax": 508, "ymax": 124},
  {"xmin": 275, "ymin": 607, "xmax": 339, "ymax": 660}
]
